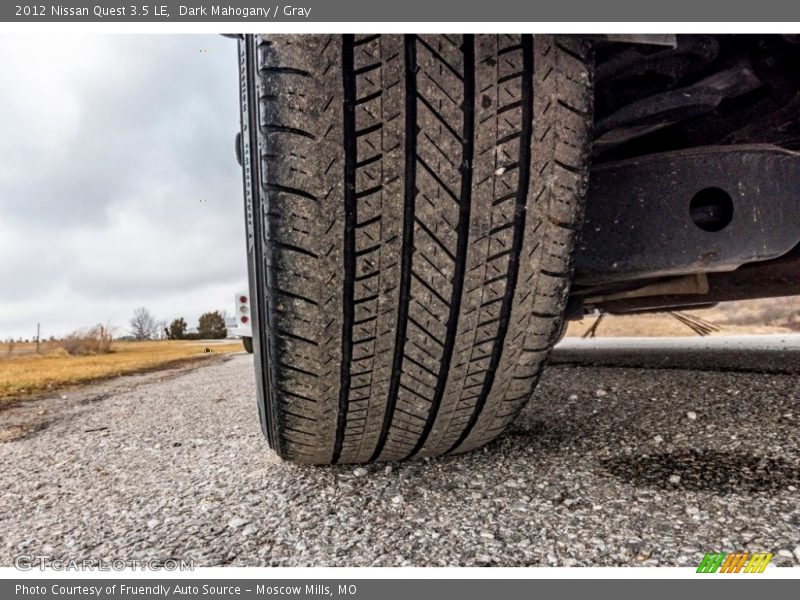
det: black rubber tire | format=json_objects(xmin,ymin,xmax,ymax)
[
  {"xmin": 240, "ymin": 34, "xmax": 593, "ymax": 464},
  {"xmin": 242, "ymin": 336, "xmax": 254, "ymax": 354}
]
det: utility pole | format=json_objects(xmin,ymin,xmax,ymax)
[{"xmin": 36, "ymin": 322, "xmax": 40, "ymax": 353}]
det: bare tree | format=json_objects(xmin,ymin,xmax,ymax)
[{"xmin": 130, "ymin": 307, "xmax": 157, "ymax": 341}]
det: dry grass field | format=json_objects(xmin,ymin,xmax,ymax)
[
  {"xmin": 565, "ymin": 314, "xmax": 791, "ymax": 338},
  {"xmin": 0, "ymin": 340, "xmax": 243, "ymax": 401},
  {"xmin": 566, "ymin": 297, "xmax": 799, "ymax": 338}
]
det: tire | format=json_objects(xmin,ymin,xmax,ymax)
[
  {"xmin": 239, "ymin": 34, "xmax": 593, "ymax": 464},
  {"xmin": 555, "ymin": 319, "xmax": 568, "ymax": 344},
  {"xmin": 242, "ymin": 336, "xmax": 254, "ymax": 353}
]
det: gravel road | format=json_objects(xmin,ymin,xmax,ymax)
[{"xmin": 1, "ymin": 341, "xmax": 799, "ymax": 567}]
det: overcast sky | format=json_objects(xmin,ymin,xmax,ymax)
[{"xmin": 0, "ymin": 34, "xmax": 247, "ymax": 340}]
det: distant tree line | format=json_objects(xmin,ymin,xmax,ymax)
[{"xmin": 128, "ymin": 307, "xmax": 227, "ymax": 341}]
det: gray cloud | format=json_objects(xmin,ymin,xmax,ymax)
[{"xmin": 0, "ymin": 34, "xmax": 248, "ymax": 339}]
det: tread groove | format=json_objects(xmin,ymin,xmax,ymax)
[{"xmin": 332, "ymin": 34, "xmax": 357, "ymax": 464}]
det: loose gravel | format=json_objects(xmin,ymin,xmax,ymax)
[{"xmin": 1, "ymin": 351, "xmax": 798, "ymax": 567}]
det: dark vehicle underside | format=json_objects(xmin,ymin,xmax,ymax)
[{"xmin": 574, "ymin": 34, "xmax": 800, "ymax": 319}]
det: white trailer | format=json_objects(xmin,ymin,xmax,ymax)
[{"xmin": 228, "ymin": 291, "xmax": 253, "ymax": 353}]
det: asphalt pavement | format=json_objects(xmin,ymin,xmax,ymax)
[{"xmin": 1, "ymin": 337, "xmax": 798, "ymax": 567}]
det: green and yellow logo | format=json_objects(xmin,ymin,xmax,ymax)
[{"xmin": 697, "ymin": 552, "xmax": 773, "ymax": 573}]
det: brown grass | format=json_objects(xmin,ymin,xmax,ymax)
[
  {"xmin": 58, "ymin": 325, "xmax": 114, "ymax": 356},
  {"xmin": 711, "ymin": 297, "xmax": 800, "ymax": 331},
  {"xmin": 565, "ymin": 311, "xmax": 794, "ymax": 338},
  {"xmin": 0, "ymin": 340, "xmax": 243, "ymax": 401},
  {"xmin": 566, "ymin": 296, "xmax": 799, "ymax": 338}
]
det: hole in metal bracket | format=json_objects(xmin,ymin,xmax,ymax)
[{"xmin": 690, "ymin": 187, "xmax": 734, "ymax": 232}]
